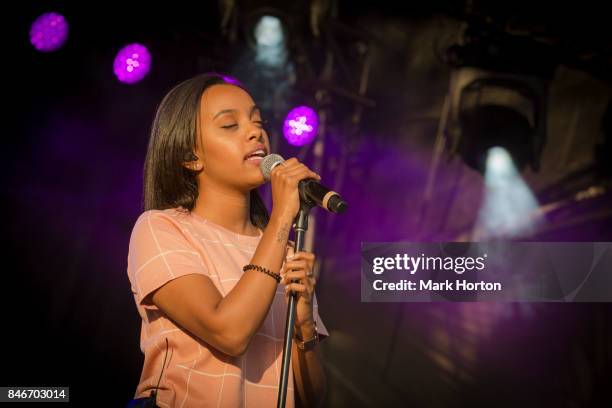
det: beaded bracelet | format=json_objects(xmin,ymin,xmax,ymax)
[{"xmin": 243, "ymin": 264, "xmax": 281, "ymax": 283}]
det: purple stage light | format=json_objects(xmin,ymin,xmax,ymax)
[
  {"xmin": 222, "ymin": 75, "xmax": 242, "ymax": 86},
  {"xmin": 282, "ymin": 106, "xmax": 318, "ymax": 146},
  {"xmin": 30, "ymin": 12, "xmax": 69, "ymax": 52},
  {"xmin": 113, "ymin": 43, "xmax": 151, "ymax": 84}
]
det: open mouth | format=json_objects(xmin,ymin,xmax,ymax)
[
  {"xmin": 244, "ymin": 149, "xmax": 267, "ymax": 162},
  {"xmin": 245, "ymin": 157, "xmax": 263, "ymax": 162}
]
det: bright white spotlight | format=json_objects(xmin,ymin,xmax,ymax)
[
  {"xmin": 487, "ymin": 146, "xmax": 514, "ymax": 176},
  {"xmin": 474, "ymin": 147, "xmax": 543, "ymax": 239},
  {"xmin": 254, "ymin": 16, "xmax": 284, "ymax": 47},
  {"xmin": 253, "ymin": 15, "xmax": 287, "ymax": 67}
]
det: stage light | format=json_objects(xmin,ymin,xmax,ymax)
[
  {"xmin": 113, "ymin": 43, "xmax": 151, "ymax": 84},
  {"xmin": 254, "ymin": 16, "xmax": 284, "ymax": 47},
  {"xmin": 221, "ymin": 75, "xmax": 242, "ymax": 86},
  {"xmin": 283, "ymin": 106, "xmax": 318, "ymax": 146},
  {"xmin": 446, "ymin": 69, "xmax": 547, "ymax": 174},
  {"xmin": 444, "ymin": 24, "xmax": 553, "ymax": 174},
  {"xmin": 487, "ymin": 145, "xmax": 514, "ymax": 175},
  {"xmin": 30, "ymin": 12, "xmax": 69, "ymax": 52},
  {"xmin": 247, "ymin": 13, "xmax": 288, "ymax": 67},
  {"xmin": 474, "ymin": 147, "xmax": 542, "ymax": 239}
]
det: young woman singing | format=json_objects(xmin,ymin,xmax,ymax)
[{"xmin": 127, "ymin": 73, "xmax": 328, "ymax": 407}]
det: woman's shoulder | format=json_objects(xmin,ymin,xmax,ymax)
[
  {"xmin": 131, "ymin": 207, "xmax": 191, "ymax": 235},
  {"xmin": 128, "ymin": 208, "xmax": 202, "ymax": 256}
]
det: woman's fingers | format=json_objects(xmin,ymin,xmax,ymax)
[
  {"xmin": 286, "ymin": 251, "xmax": 315, "ymax": 268},
  {"xmin": 272, "ymin": 158, "xmax": 319, "ymax": 178},
  {"xmin": 270, "ymin": 157, "xmax": 298, "ymax": 175},
  {"xmin": 287, "ymin": 251, "xmax": 315, "ymax": 262},
  {"xmin": 288, "ymin": 251, "xmax": 315, "ymax": 261},
  {"xmin": 284, "ymin": 282, "xmax": 315, "ymax": 298},
  {"xmin": 285, "ymin": 282, "xmax": 306, "ymax": 292},
  {"xmin": 282, "ymin": 249, "xmax": 316, "ymax": 297},
  {"xmin": 273, "ymin": 159, "xmax": 320, "ymax": 181},
  {"xmin": 283, "ymin": 261, "xmax": 314, "ymax": 280},
  {"xmin": 282, "ymin": 269, "xmax": 316, "ymax": 284},
  {"xmin": 284, "ymin": 166, "xmax": 320, "ymax": 181},
  {"xmin": 285, "ymin": 259, "xmax": 308, "ymax": 271}
]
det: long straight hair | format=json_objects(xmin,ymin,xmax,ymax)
[{"xmin": 142, "ymin": 73, "xmax": 270, "ymax": 230}]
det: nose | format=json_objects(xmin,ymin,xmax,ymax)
[{"xmin": 247, "ymin": 123, "xmax": 264, "ymax": 142}]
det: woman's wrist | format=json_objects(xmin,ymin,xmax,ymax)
[
  {"xmin": 294, "ymin": 318, "xmax": 318, "ymax": 351},
  {"xmin": 264, "ymin": 210, "xmax": 294, "ymax": 246},
  {"xmin": 294, "ymin": 317, "xmax": 316, "ymax": 338},
  {"xmin": 270, "ymin": 208, "xmax": 295, "ymax": 226}
]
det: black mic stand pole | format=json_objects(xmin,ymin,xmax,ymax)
[{"xmin": 276, "ymin": 195, "xmax": 314, "ymax": 408}]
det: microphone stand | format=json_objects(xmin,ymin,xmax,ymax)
[{"xmin": 276, "ymin": 194, "xmax": 314, "ymax": 408}]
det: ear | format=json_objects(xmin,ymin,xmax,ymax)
[{"xmin": 183, "ymin": 152, "xmax": 203, "ymax": 171}]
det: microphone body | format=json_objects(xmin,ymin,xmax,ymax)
[{"xmin": 260, "ymin": 154, "xmax": 348, "ymax": 214}]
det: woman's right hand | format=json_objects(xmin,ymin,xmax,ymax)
[{"xmin": 269, "ymin": 157, "xmax": 320, "ymax": 221}]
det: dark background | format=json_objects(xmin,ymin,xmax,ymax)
[{"xmin": 3, "ymin": 1, "xmax": 612, "ymax": 406}]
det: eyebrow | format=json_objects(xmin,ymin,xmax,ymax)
[{"xmin": 213, "ymin": 105, "xmax": 261, "ymax": 120}]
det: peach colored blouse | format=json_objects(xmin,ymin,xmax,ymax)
[{"xmin": 127, "ymin": 208, "xmax": 328, "ymax": 408}]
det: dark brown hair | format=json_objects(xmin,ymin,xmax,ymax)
[{"xmin": 143, "ymin": 72, "xmax": 269, "ymax": 230}]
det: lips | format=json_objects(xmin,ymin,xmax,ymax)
[
  {"xmin": 244, "ymin": 145, "xmax": 267, "ymax": 161},
  {"xmin": 245, "ymin": 156, "xmax": 264, "ymax": 163}
]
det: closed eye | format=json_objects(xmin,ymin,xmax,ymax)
[{"xmin": 221, "ymin": 119, "xmax": 267, "ymax": 130}]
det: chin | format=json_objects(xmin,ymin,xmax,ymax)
[{"xmin": 241, "ymin": 174, "xmax": 266, "ymax": 192}]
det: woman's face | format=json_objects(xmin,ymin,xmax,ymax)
[{"xmin": 195, "ymin": 84, "xmax": 271, "ymax": 191}]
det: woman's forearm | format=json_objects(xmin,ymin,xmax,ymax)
[
  {"xmin": 291, "ymin": 320, "xmax": 327, "ymax": 407},
  {"xmin": 214, "ymin": 210, "xmax": 294, "ymax": 352}
]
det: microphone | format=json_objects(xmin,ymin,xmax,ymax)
[{"xmin": 260, "ymin": 154, "xmax": 348, "ymax": 214}]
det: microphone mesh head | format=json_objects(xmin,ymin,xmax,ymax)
[{"xmin": 260, "ymin": 154, "xmax": 285, "ymax": 181}]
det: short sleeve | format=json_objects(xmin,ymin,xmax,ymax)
[
  {"xmin": 312, "ymin": 293, "xmax": 329, "ymax": 341},
  {"xmin": 127, "ymin": 211, "xmax": 209, "ymax": 310}
]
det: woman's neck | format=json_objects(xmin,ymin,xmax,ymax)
[{"xmin": 191, "ymin": 180, "xmax": 258, "ymax": 236}]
